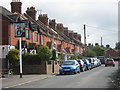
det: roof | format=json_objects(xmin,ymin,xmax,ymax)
[{"xmin": 0, "ymin": 6, "xmax": 18, "ymax": 22}]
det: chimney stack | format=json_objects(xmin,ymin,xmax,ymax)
[
  {"xmin": 38, "ymin": 14, "xmax": 48, "ymax": 26},
  {"xmin": 56, "ymin": 24, "xmax": 64, "ymax": 34},
  {"xmin": 78, "ymin": 34, "xmax": 81, "ymax": 41},
  {"xmin": 11, "ymin": 0, "xmax": 22, "ymax": 14},
  {"xmin": 68, "ymin": 30, "xmax": 74, "ymax": 38},
  {"xmin": 74, "ymin": 32, "xmax": 78, "ymax": 40},
  {"xmin": 49, "ymin": 19, "xmax": 56, "ymax": 29},
  {"xmin": 26, "ymin": 6, "xmax": 37, "ymax": 20},
  {"xmin": 64, "ymin": 27, "xmax": 68, "ymax": 36}
]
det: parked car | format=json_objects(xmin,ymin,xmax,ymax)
[
  {"xmin": 97, "ymin": 59, "xmax": 101, "ymax": 66},
  {"xmin": 82, "ymin": 59, "xmax": 92, "ymax": 70},
  {"xmin": 59, "ymin": 60, "xmax": 80, "ymax": 75},
  {"xmin": 87, "ymin": 58, "xmax": 94, "ymax": 69},
  {"xmin": 105, "ymin": 58, "xmax": 115, "ymax": 67},
  {"xmin": 77, "ymin": 60, "xmax": 86, "ymax": 72},
  {"xmin": 97, "ymin": 56, "xmax": 105, "ymax": 64},
  {"xmin": 93, "ymin": 58, "xmax": 98, "ymax": 67}
]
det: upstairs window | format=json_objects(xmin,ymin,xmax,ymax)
[
  {"xmin": 42, "ymin": 36, "xmax": 44, "ymax": 45},
  {"xmin": 26, "ymin": 30, "xmax": 31, "ymax": 40},
  {"xmin": 35, "ymin": 33, "xmax": 38, "ymax": 42}
]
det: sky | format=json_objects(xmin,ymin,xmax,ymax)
[{"xmin": 0, "ymin": 0, "xmax": 119, "ymax": 48}]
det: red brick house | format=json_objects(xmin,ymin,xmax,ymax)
[
  {"xmin": 0, "ymin": 0, "xmax": 84, "ymax": 65},
  {"xmin": 105, "ymin": 48, "xmax": 119, "ymax": 58}
]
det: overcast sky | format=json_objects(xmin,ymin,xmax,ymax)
[{"xmin": 0, "ymin": 0, "xmax": 119, "ymax": 48}]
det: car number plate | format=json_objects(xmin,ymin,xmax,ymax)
[
  {"xmin": 108, "ymin": 61, "xmax": 112, "ymax": 63},
  {"xmin": 64, "ymin": 69, "xmax": 70, "ymax": 71}
]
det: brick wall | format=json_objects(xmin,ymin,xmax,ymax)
[{"xmin": 12, "ymin": 61, "xmax": 60, "ymax": 74}]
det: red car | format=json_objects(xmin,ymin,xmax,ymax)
[{"xmin": 105, "ymin": 58, "xmax": 115, "ymax": 67}]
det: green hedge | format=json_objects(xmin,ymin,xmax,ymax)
[
  {"xmin": 112, "ymin": 57, "xmax": 120, "ymax": 61},
  {"xmin": 22, "ymin": 53, "xmax": 42, "ymax": 65}
]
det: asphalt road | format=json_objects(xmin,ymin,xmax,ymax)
[{"xmin": 14, "ymin": 62, "xmax": 118, "ymax": 88}]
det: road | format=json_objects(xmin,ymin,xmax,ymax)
[{"xmin": 14, "ymin": 62, "xmax": 118, "ymax": 88}]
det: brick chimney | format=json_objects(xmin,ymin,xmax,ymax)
[
  {"xmin": 49, "ymin": 19, "xmax": 56, "ymax": 29},
  {"xmin": 64, "ymin": 27, "xmax": 68, "ymax": 36},
  {"xmin": 26, "ymin": 6, "xmax": 37, "ymax": 20},
  {"xmin": 11, "ymin": 0, "xmax": 22, "ymax": 14},
  {"xmin": 74, "ymin": 32, "xmax": 78, "ymax": 40},
  {"xmin": 68, "ymin": 30, "xmax": 74, "ymax": 38},
  {"xmin": 56, "ymin": 24, "xmax": 64, "ymax": 34},
  {"xmin": 38, "ymin": 14, "xmax": 48, "ymax": 26}
]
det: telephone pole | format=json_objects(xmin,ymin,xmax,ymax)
[
  {"xmin": 84, "ymin": 24, "xmax": 86, "ymax": 45},
  {"xmin": 101, "ymin": 37, "xmax": 102, "ymax": 47}
]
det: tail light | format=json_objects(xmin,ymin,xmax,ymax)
[{"xmin": 80, "ymin": 64, "xmax": 82, "ymax": 66}]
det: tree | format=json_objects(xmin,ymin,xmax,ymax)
[
  {"xmin": 92, "ymin": 46, "xmax": 106, "ymax": 56},
  {"xmin": 8, "ymin": 49, "xmax": 20, "ymax": 67},
  {"xmin": 82, "ymin": 49, "xmax": 96, "ymax": 57},
  {"xmin": 115, "ymin": 41, "xmax": 120, "ymax": 50},
  {"xmin": 38, "ymin": 45, "xmax": 52, "ymax": 62},
  {"xmin": 51, "ymin": 49, "xmax": 56, "ymax": 60}
]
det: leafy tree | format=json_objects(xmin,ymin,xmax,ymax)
[
  {"xmin": 51, "ymin": 49, "xmax": 56, "ymax": 60},
  {"xmin": 92, "ymin": 46, "xmax": 106, "ymax": 56},
  {"xmin": 82, "ymin": 49, "xmax": 96, "ymax": 57},
  {"xmin": 38, "ymin": 45, "xmax": 52, "ymax": 62},
  {"xmin": 115, "ymin": 41, "xmax": 120, "ymax": 50},
  {"xmin": 8, "ymin": 49, "xmax": 20, "ymax": 67}
]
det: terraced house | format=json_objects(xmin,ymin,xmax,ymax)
[{"xmin": 0, "ymin": 0, "xmax": 85, "ymax": 67}]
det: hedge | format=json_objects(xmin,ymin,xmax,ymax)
[{"xmin": 22, "ymin": 53, "xmax": 42, "ymax": 65}]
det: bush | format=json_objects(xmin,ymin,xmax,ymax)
[
  {"xmin": 82, "ymin": 49, "xmax": 96, "ymax": 58},
  {"xmin": 51, "ymin": 49, "xmax": 56, "ymax": 60},
  {"xmin": 70, "ymin": 55, "xmax": 77, "ymax": 60},
  {"xmin": 22, "ymin": 53, "xmax": 41, "ymax": 65},
  {"xmin": 38, "ymin": 45, "xmax": 52, "ymax": 62},
  {"xmin": 8, "ymin": 49, "xmax": 20, "ymax": 67}
]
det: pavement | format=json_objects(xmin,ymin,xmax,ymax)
[{"xmin": 1, "ymin": 73, "xmax": 57, "ymax": 88}]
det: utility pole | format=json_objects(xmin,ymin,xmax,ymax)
[
  {"xmin": 84, "ymin": 24, "xmax": 87, "ymax": 57},
  {"xmin": 101, "ymin": 37, "xmax": 102, "ymax": 47},
  {"xmin": 84, "ymin": 24, "xmax": 86, "ymax": 45}
]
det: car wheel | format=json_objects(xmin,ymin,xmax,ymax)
[
  {"xmin": 59, "ymin": 72, "xmax": 62, "ymax": 75},
  {"xmin": 113, "ymin": 65, "xmax": 115, "ymax": 67},
  {"xmin": 78, "ymin": 70, "xmax": 80, "ymax": 74},
  {"xmin": 74, "ymin": 69, "xmax": 77, "ymax": 74},
  {"xmin": 105, "ymin": 65, "xmax": 107, "ymax": 67},
  {"xmin": 82, "ymin": 68, "xmax": 84, "ymax": 72}
]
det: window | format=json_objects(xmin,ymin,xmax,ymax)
[
  {"xmin": 49, "ymin": 39, "xmax": 51, "ymax": 42},
  {"xmin": 26, "ymin": 30, "xmax": 31, "ymax": 40},
  {"xmin": 42, "ymin": 36, "xmax": 44, "ymax": 45},
  {"xmin": 35, "ymin": 33, "xmax": 38, "ymax": 42}
]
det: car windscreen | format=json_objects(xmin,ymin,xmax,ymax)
[
  {"xmin": 82, "ymin": 60, "xmax": 87, "ymax": 64},
  {"xmin": 62, "ymin": 61, "xmax": 75, "ymax": 65},
  {"xmin": 77, "ymin": 60, "xmax": 80, "ymax": 64},
  {"xmin": 107, "ymin": 59, "xmax": 113, "ymax": 61},
  {"xmin": 87, "ymin": 59, "xmax": 91, "ymax": 63}
]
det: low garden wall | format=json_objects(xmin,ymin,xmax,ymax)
[{"xmin": 12, "ymin": 61, "xmax": 61, "ymax": 75}]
